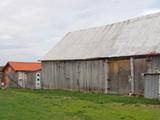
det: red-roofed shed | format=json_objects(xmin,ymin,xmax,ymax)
[{"xmin": 2, "ymin": 62, "xmax": 41, "ymax": 89}]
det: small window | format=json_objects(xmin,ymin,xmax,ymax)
[
  {"xmin": 37, "ymin": 78, "xmax": 40, "ymax": 81},
  {"xmin": 37, "ymin": 83, "xmax": 40, "ymax": 85},
  {"xmin": 36, "ymin": 73, "xmax": 40, "ymax": 77}
]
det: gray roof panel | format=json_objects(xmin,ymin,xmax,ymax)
[{"xmin": 42, "ymin": 12, "xmax": 160, "ymax": 61}]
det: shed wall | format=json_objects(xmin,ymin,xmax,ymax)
[
  {"xmin": 26, "ymin": 71, "xmax": 41, "ymax": 89},
  {"xmin": 17, "ymin": 70, "xmax": 41, "ymax": 89},
  {"xmin": 3, "ymin": 66, "xmax": 18, "ymax": 88},
  {"xmin": 0, "ymin": 72, "xmax": 2, "ymax": 87},
  {"xmin": 144, "ymin": 74, "xmax": 160, "ymax": 99}
]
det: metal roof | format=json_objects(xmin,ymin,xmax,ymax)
[{"xmin": 42, "ymin": 12, "xmax": 160, "ymax": 61}]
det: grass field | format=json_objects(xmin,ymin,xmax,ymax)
[{"xmin": 0, "ymin": 89, "xmax": 160, "ymax": 120}]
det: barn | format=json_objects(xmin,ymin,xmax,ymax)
[
  {"xmin": 41, "ymin": 12, "xmax": 160, "ymax": 95},
  {"xmin": 2, "ymin": 62, "xmax": 41, "ymax": 89}
]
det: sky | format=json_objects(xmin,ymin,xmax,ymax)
[{"xmin": 0, "ymin": 0, "xmax": 160, "ymax": 65}]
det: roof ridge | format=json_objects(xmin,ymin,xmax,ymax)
[
  {"xmin": 9, "ymin": 61, "xmax": 40, "ymax": 64},
  {"xmin": 69, "ymin": 12, "xmax": 160, "ymax": 33}
]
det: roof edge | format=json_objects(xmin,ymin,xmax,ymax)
[
  {"xmin": 67, "ymin": 12, "xmax": 160, "ymax": 33},
  {"xmin": 41, "ymin": 53, "xmax": 160, "ymax": 62}
]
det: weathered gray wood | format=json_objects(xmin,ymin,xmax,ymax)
[
  {"xmin": 134, "ymin": 58, "xmax": 148, "ymax": 94},
  {"xmin": 159, "ymin": 76, "xmax": 160, "ymax": 98},
  {"xmin": 104, "ymin": 60, "xmax": 109, "ymax": 93},
  {"xmin": 42, "ymin": 57, "xmax": 150, "ymax": 94},
  {"xmin": 130, "ymin": 57, "xmax": 135, "ymax": 94},
  {"xmin": 42, "ymin": 60, "xmax": 107, "ymax": 92},
  {"xmin": 144, "ymin": 73, "xmax": 160, "ymax": 99}
]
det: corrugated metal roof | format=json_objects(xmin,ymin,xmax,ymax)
[{"xmin": 42, "ymin": 12, "xmax": 160, "ymax": 61}]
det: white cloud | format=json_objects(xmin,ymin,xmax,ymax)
[{"xmin": 0, "ymin": 0, "xmax": 159, "ymax": 65}]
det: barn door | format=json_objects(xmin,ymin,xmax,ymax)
[{"xmin": 109, "ymin": 60, "xmax": 131, "ymax": 94}]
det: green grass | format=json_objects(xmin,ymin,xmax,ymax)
[{"xmin": 0, "ymin": 88, "xmax": 160, "ymax": 120}]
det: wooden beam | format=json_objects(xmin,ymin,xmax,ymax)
[
  {"xmin": 159, "ymin": 75, "xmax": 160, "ymax": 97},
  {"xmin": 104, "ymin": 60, "xmax": 109, "ymax": 93},
  {"xmin": 130, "ymin": 57, "xmax": 135, "ymax": 94}
]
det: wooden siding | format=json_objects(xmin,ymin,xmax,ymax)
[
  {"xmin": 151, "ymin": 56, "xmax": 160, "ymax": 72},
  {"xmin": 143, "ymin": 56, "xmax": 160, "ymax": 99},
  {"xmin": 42, "ymin": 60, "xmax": 107, "ymax": 92},
  {"xmin": 2, "ymin": 65, "xmax": 18, "ymax": 88},
  {"xmin": 109, "ymin": 59, "xmax": 131, "ymax": 94},
  {"xmin": 134, "ymin": 58, "xmax": 148, "ymax": 94},
  {"xmin": 3, "ymin": 69, "xmax": 41, "ymax": 89},
  {"xmin": 42, "ymin": 57, "xmax": 151, "ymax": 94},
  {"xmin": 16, "ymin": 71, "xmax": 41, "ymax": 89},
  {"xmin": 144, "ymin": 74, "xmax": 160, "ymax": 99},
  {"xmin": 0, "ymin": 72, "xmax": 3, "ymax": 87},
  {"xmin": 108, "ymin": 58, "xmax": 148, "ymax": 94}
]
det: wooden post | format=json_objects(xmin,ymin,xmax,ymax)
[
  {"xmin": 130, "ymin": 57, "xmax": 134, "ymax": 94},
  {"xmin": 159, "ymin": 75, "xmax": 160, "ymax": 97},
  {"xmin": 104, "ymin": 60, "xmax": 109, "ymax": 93}
]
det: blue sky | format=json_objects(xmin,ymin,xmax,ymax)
[{"xmin": 0, "ymin": 0, "xmax": 160, "ymax": 65}]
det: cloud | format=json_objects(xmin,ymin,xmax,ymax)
[{"xmin": 0, "ymin": 0, "xmax": 159, "ymax": 65}]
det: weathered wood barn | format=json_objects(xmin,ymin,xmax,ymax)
[
  {"xmin": 2, "ymin": 62, "xmax": 41, "ymax": 89},
  {"xmin": 41, "ymin": 12, "xmax": 160, "ymax": 95}
]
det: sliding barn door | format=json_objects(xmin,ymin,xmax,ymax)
[{"xmin": 109, "ymin": 60, "xmax": 131, "ymax": 94}]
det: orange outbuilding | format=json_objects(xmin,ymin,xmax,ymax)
[{"xmin": 2, "ymin": 62, "xmax": 41, "ymax": 89}]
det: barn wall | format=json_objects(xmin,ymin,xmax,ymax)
[
  {"xmin": 42, "ymin": 60, "xmax": 108, "ymax": 92},
  {"xmin": 134, "ymin": 58, "xmax": 148, "ymax": 94},
  {"xmin": 150, "ymin": 56, "xmax": 160, "ymax": 72},
  {"xmin": 108, "ymin": 58, "xmax": 148, "ymax": 94},
  {"xmin": 42, "ymin": 57, "xmax": 153, "ymax": 94}
]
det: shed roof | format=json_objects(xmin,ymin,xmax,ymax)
[
  {"xmin": 42, "ymin": 12, "xmax": 160, "ymax": 61},
  {"xmin": 3, "ymin": 62, "xmax": 41, "ymax": 72}
]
